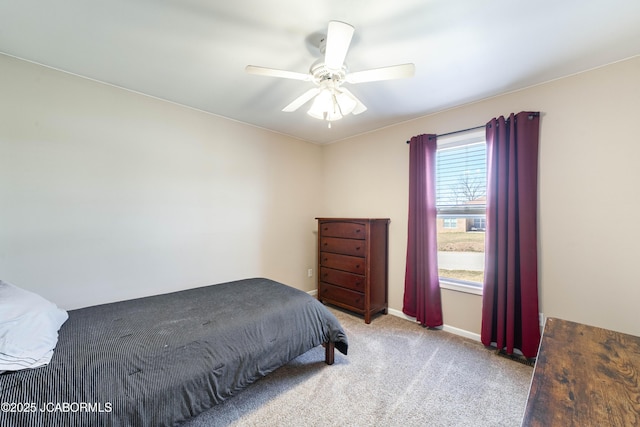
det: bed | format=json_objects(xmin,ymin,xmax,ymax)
[{"xmin": 0, "ymin": 277, "xmax": 348, "ymax": 426}]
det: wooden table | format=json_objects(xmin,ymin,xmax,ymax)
[{"xmin": 522, "ymin": 317, "xmax": 640, "ymax": 426}]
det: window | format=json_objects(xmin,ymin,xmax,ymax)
[
  {"xmin": 443, "ymin": 218, "xmax": 458, "ymax": 229},
  {"xmin": 471, "ymin": 217, "xmax": 486, "ymax": 231},
  {"xmin": 435, "ymin": 130, "xmax": 486, "ymax": 288}
]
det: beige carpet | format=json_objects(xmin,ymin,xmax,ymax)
[{"xmin": 182, "ymin": 308, "xmax": 533, "ymax": 427}]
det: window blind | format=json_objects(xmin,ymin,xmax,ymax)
[{"xmin": 436, "ymin": 141, "xmax": 486, "ymax": 217}]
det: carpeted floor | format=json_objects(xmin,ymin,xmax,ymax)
[{"xmin": 182, "ymin": 308, "xmax": 533, "ymax": 427}]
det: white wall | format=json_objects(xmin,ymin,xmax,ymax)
[
  {"xmin": 0, "ymin": 54, "xmax": 323, "ymax": 309},
  {"xmin": 321, "ymin": 56, "xmax": 640, "ymax": 337},
  {"xmin": 3, "ymin": 52, "xmax": 640, "ymax": 339}
]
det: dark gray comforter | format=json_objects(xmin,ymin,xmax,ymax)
[{"xmin": 0, "ymin": 278, "xmax": 348, "ymax": 426}]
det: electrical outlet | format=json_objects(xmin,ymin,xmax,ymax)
[
  {"xmin": 307, "ymin": 268, "xmax": 313, "ymax": 278},
  {"xmin": 539, "ymin": 313, "xmax": 544, "ymax": 327}
]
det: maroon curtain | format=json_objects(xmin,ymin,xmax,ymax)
[
  {"xmin": 481, "ymin": 112, "xmax": 541, "ymax": 358},
  {"xmin": 403, "ymin": 134, "xmax": 443, "ymax": 327}
]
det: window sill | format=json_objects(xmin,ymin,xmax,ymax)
[{"xmin": 439, "ymin": 280, "xmax": 483, "ymax": 296}]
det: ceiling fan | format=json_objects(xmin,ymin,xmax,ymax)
[{"xmin": 246, "ymin": 21, "xmax": 415, "ymax": 126}]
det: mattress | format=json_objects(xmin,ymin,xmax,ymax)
[{"xmin": 0, "ymin": 277, "xmax": 348, "ymax": 426}]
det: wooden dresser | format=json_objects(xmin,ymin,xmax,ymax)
[
  {"xmin": 522, "ymin": 317, "xmax": 640, "ymax": 426},
  {"xmin": 316, "ymin": 218, "xmax": 389, "ymax": 324}
]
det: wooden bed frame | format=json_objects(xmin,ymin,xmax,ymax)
[{"xmin": 324, "ymin": 341, "xmax": 335, "ymax": 365}]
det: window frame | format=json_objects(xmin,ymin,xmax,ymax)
[{"xmin": 435, "ymin": 129, "xmax": 486, "ymax": 295}]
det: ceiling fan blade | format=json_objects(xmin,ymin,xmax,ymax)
[
  {"xmin": 245, "ymin": 65, "xmax": 311, "ymax": 81},
  {"xmin": 282, "ymin": 88, "xmax": 322, "ymax": 112},
  {"xmin": 345, "ymin": 63, "xmax": 415, "ymax": 84},
  {"xmin": 324, "ymin": 21, "xmax": 355, "ymax": 71},
  {"xmin": 339, "ymin": 88, "xmax": 367, "ymax": 115}
]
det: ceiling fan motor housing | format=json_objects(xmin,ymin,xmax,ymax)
[{"xmin": 310, "ymin": 61, "xmax": 347, "ymax": 86}]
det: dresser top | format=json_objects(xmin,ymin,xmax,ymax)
[{"xmin": 316, "ymin": 218, "xmax": 390, "ymax": 222}]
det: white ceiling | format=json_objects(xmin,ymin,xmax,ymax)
[{"xmin": 1, "ymin": 0, "xmax": 639, "ymax": 144}]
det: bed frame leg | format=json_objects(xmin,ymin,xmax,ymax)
[{"xmin": 324, "ymin": 341, "xmax": 335, "ymax": 365}]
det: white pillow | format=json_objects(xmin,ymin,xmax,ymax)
[{"xmin": 0, "ymin": 280, "xmax": 68, "ymax": 372}]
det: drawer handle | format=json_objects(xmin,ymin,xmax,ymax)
[
  {"xmin": 355, "ymin": 246, "xmax": 361, "ymax": 250},
  {"xmin": 356, "ymin": 229, "xmax": 361, "ymax": 233}
]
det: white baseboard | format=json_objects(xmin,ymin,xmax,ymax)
[
  {"xmin": 388, "ymin": 308, "xmax": 481, "ymax": 342},
  {"xmin": 387, "ymin": 307, "xmax": 416, "ymax": 322},
  {"xmin": 442, "ymin": 324, "xmax": 481, "ymax": 342},
  {"xmin": 311, "ymin": 296, "xmax": 482, "ymax": 343}
]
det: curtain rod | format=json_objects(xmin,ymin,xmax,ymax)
[
  {"xmin": 406, "ymin": 112, "xmax": 540, "ymax": 144},
  {"xmin": 406, "ymin": 125, "xmax": 484, "ymax": 144}
]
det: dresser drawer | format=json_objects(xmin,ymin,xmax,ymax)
[
  {"xmin": 319, "ymin": 221, "xmax": 366, "ymax": 239},
  {"xmin": 320, "ymin": 267, "xmax": 364, "ymax": 292},
  {"xmin": 319, "ymin": 252, "xmax": 365, "ymax": 274},
  {"xmin": 320, "ymin": 236, "xmax": 366, "ymax": 257},
  {"xmin": 319, "ymin": 283, "xmax": 365, "ymax": 310}
]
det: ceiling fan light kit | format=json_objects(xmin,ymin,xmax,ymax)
[{"xmin": 246, "ymin": 21, "xmax": 415, "ymax": 126}]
